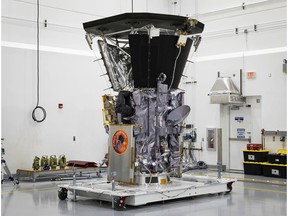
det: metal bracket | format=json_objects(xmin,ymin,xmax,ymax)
[
  {"xmin": 93, "ymin": 58, "xmax": 103, "ymax": 62},
  {"xmin": 283, "ymin": 59, "xmax": 287, "ymax": 73},
  {"xmin": 85, "ymin": 33, "xmax": 94, "ymax": 50},
  {"xmin": 263, "ymin": 130, "xmax": 287, "ymax": 137},
  {"xmin": 242, "ymin": 3, "xmax": 245, "ymax": 10},
  {"xmin": 254, "ymin": 25, "xmax": 257, "ymax": 32},
  {"xmin": 103, "ymin": 87, "xmax": 113, "ymax": 91},
  {"xmin": 235, "ymin": 28, "xmax": 238, "ymax": 34}
]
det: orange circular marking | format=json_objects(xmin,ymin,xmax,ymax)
[{"xmin": 112, "ymin": 130, "xmax": 129, "ymax": 154}]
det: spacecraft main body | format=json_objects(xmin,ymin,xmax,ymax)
[{"xmin": 85, "ymin": 13, "xmax": 204, "ymax": 184}]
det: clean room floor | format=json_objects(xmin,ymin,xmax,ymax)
[{"xmin": 1, "ymin": 171, "xmax": 286, "ymax": 216}]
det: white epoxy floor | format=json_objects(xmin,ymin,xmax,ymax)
[{"xmin": 1, "ymin": 171, "xmax": 286, "ymax": 216}]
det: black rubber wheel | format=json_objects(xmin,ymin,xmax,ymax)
[
  {"xmin": 224, "ymin": 181, "xmax": 234, "ymax": 194},
  {"xmin": 227, "ymin": 182, "xmax": 233, "ymax": 192},
  {"xmin": 58, "ymin": 188, "xmax": 68, "ymax": 200}
]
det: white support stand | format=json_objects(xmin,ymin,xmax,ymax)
[{"xmin": 59, "ymin": 174, "xmax": 236, "ymax": 209}]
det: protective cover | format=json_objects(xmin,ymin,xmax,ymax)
[
  {"xmin": 98, "ymin": 40, "xmax": 133, "ymax": 91},
  {"xmin": 131, "ymin": 89, "xmax": 187, "ymax": 175},
  {"xmin": 108, "ymin": 124, "xmax": 135, "ymax": 184}
]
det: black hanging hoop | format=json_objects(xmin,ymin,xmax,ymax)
[{"xmin": 32, "ymin": 106, "xmax": 47, "ymax": 123}]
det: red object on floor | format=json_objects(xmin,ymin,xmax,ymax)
[
  {"xmin": 66, "ymin": 160, "xmax": 98, "ymax": 167},
  {"xmin": 247, "ymin": 144, "xmax": 263, "ymax": 150}
]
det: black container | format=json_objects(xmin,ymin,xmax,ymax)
[
  {"xmin": 262, "ymin": 163, "xmax": 287, "ymax": 178},
  {"xmin": 243, "ymin": 150, "xmax": 269, "ymax": 162},
  {"xmin": 243, "ymin": 162, "xmax": 262, "ymax": 175},
  {"xmin": 267, "ymin": 154, "xmax": 287, "ymax": 165}
]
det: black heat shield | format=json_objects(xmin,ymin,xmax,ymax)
[
  {"xmin": 83, "ymin": 13, "xmax": 204, "ymax": 90},
  {"xmin": 83, "ymin": 12, "xmax": 204, "ymax": 38}
]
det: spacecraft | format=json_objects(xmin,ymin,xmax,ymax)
[
  {"xmin": 84, "ymin": 12, "xmax": 204, "ymax": 184},
  {"xmin": 58, "ymin": 12, "xmax": 235, "ymax": 208}
]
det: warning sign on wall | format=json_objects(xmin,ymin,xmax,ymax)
[{"xmin": 237, "ymin": 128, "xmax": 245, "ymax": 138}]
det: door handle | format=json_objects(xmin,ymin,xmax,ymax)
[{"xmin": 229, "ymin": 137, "xmax": 251, "ymax": 143}]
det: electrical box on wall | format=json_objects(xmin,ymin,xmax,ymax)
[{"xmin": 207, "ymin": 128, "xmax": 222, "ymax": 151}]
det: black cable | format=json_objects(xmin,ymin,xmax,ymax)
[{"xmin": 32, "ymin": 0, "xmax": 46, "ymax": 123}]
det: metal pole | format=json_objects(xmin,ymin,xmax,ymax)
[
  {"xmin": 72, "ymin": 167, "xmax": 77, "ymax": 202},
  {"xmin": 217, "ymin": 162, "xmax": 222, "ymax": 179},
  {"xmin": 240, "ymin": 69, "xmax": 243, "ymax": 95},
  {"xmin": 147, "ymin": 26, "xmax": 152, "ymax": 135},
  {"xmin": 111, "ymin": 172, "xmax": 116, "ymax": 209},
  {"xmin": 154, "ymin": 78, "xmax": 161, "ymax": 161},
  {"xmin": 112, "ymin": 177, "xmax": 115, "ymax": 209}
]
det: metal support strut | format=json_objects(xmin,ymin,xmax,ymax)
[
  {"xmin": 1, "ymin": 138, "xmax": 19, "ymax": 185},
  {"xmin": 1, "ymin": 159, "xmax": 19, "ymax": 185}
]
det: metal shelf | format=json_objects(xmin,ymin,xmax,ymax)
[
  {"xmin": 16, "ymin": 167, "xmax": 106, "ymax": 182},
  {"xmin": 263, "ymin": 130, "xmax": 287, "ymax": 136}
]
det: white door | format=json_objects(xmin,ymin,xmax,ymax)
[{"xmin": 229, "ymin": 105, "xmax": 251, "ymax": 170}]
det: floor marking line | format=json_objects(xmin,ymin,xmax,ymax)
[
  {"xmin": 1, "ymin": 186, "xmax": 58, "ymax": 195},
  {"xmin": 189, "ymin": 173, "xmax": 286, "ymax": 186},
  {"xmin": 234, "ymin": 185, "xmax": 287, "ymax": 194},
  {"xmin": 236, "ymin": 177, "xmax": 286, "ymax": 185}
]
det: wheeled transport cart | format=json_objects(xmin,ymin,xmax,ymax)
[{"xmin": 58, "ymin": 174, "xmax": 235, "ymax": 208}]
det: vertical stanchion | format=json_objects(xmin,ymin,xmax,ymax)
[
  {"xmin": 217, "ymin": 162, "xmax": 222, "ymax": 179},
  {"xmin": 72, "ymin": 167, "xmax": 77, "ymax": 202}
]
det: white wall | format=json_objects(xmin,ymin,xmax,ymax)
[
  {"xmin": 1, "ymin": 0, "xmax": 169, "ymax": 173},
  {"xmin": 2, "ymin": 47, "xmax": 110, "ymax": 172},
  {"xmin": 181, "ymin": 0, "xmax": 287, "ymax": 166},
  {"xmin": 1, "ymin": 0, "xmax": 286, "ymax": 173}
]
